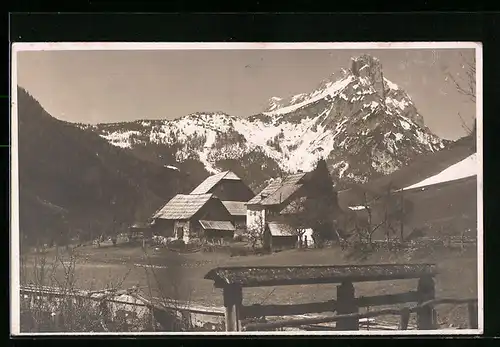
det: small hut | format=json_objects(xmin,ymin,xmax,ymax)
[
  {"xmin": 128, "ymin": 222, "xmax": 152, "ymax": 246},
  {"xmin": 263, "ymin": 221, "xmax": 298, "ymax": 252}
]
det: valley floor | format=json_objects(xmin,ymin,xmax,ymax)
[{"xmin": 20, "ymin": 242, "xmax": 478, "ymax": 329}]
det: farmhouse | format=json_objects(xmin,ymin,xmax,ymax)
[
  {"xmin": 246, "ymin": 160, "xmax": 341, "ymax": 247},
  {"xmin": 190, "ymin": 171, "xmax": 254, "ymax": 235},
  {"xmin": 151, "ymin": 194, "xmax": 235, "ymax": 243}
]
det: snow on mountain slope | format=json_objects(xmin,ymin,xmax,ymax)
[
  {"xmin": 80, "ymin": 54, "xmax": 448, "ymax": 190},
  {"xmin": 262, "ymin": 74, "xmax": 354, "ymax": 117},
  {"xmin": 403, "ymin": 153, "xmax": 477, "ymax": 190}
]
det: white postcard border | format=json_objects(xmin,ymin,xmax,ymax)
[{"xmin": 10, "ymin": 41, "xmax": 483, "ymax": 336}]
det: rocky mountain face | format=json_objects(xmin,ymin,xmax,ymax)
[{"xmin": 80, "ymin": 54, "xmax": 448, "ymax": 191}]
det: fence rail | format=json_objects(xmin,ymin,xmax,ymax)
[
  {"xmin": 204, "ymin": 264, "xmax": 479, "ymax": 332},
  {"xmin": 19, "ymin": 285, "xmax": 225, "ymax": 314},
  {"xmin": 240, "ymin": 291, "xmax": 420, "ymax": 319},
  {"xmin": 243, "ymin": 298, "xmax": 478, "ymax": 331}
]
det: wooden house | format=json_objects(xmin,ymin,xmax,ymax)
[
  {"xmin": 151, "ymin": 194, "xmax": 235, "ymax": 243},
  {"xmin": 246, "ymin": 161, "xmax": 341, "ymax": 243},
  {"xmin": 190, "ymin": 171, "xmax": 254, "ymax": 234}
]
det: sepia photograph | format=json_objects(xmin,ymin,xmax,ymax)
[{"xmin": 10, "ymin": 42, "xmax": 482, "ymax": 335}]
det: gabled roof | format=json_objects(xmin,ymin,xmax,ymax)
[
  {"xmin": 153, "ymin": 194, "xmax": 214, "ymax": 220},
  {"xmin": 247, "ymin": 172, "xmax": 308, "ymax": 206},
  {"xmin": 221, "ymin": 201, "xmax": 247, "ymax": 216},
  {"xmin": 266, "ymin": 222, "xmax": 297, "ymax": 237},
  {"xmin": 247, "ymin": 179, "xmax": 283, "ymax": 205},
  {"xmin": 190, "ymin": 171, "xmax": 242, "ymax": 195},
  {"xmin": 199, "ymin": 220, "xmax": 235, "ymax": 231}
]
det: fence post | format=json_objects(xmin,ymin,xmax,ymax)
[
  {"xmin": 399, "ymin": 307, "xmax": 411, "ymax": 330},
  {"xmin": 223, "ymin": 284, "xmax": 242, "ymax": 331},
  {"xmin": 416, "ymin": 276, "xmax": 435, "ymax": 330},
  {"xmin": 336, "ymin": 281, "xmax": 358, "ymax": 331},
  {"xmin": 467, "ymin": 301, "xmax": 478, "ymax": 329}
]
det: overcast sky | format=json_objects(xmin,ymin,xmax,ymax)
[{"xmin": 16, "ymin": 48, "xmax": 476, "ymax": 140}]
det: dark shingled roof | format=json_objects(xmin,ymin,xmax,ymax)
[
  {"xmin": 247, "ymin": 179, "xmax": 283, "ymax": 205},
  {"xmin": 247, "ymin": 172, "xmax": 307, "ymax": 206},
  {"xmin": 153, "ymin": 194, "xmax": 214, "ymax": 220},
  {"xmin": 199, "ymin": 220, "xmax": 236, "ymax": 231},
  {"xmin": 190, "ymin": 171, "xmax": 241, "ymax": 195},
  {"xmin": 204, "ymin": 264, "xmax": 438, "ymax": 288}
]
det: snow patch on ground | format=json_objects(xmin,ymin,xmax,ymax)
[{"xmin": 100, "ymin": 131, "xmax": 142, "ymax": 149}]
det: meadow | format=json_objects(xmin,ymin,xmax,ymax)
[{"xmin": 20, "ymin": 239, "xmax": 478, "ymax": 329}]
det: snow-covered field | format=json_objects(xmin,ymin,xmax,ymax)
[{"xmin": 403, "ymin": 153, "xmax": 478, "ymax": 190}]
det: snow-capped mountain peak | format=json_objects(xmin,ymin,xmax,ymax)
[{"xmin": 82, "ymin": 54, "xmax": 448, "ymax": 190}]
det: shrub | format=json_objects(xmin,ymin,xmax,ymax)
[{"xmin": 167, "ymin": 239, "xmax": 185, "ymax": 249}]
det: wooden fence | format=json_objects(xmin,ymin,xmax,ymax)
[
  {"xmin": 243, "ymin": 298, "xmax": 478, "ymax": 331},
  {"xmin": 204, "ymin": 264, "xmax": 479, "ymax": 332},
  {"xmin": 19, "ymin": 285, "xmax": 225, "ymax": 331}
]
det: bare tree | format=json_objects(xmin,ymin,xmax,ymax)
[
  {"xmin": 358, "ymin": 192, "xmax": 386, "ymax": 245},
  {"xmin": 444, "ymin": 53, "xmax": 476, "ymax": 136},
  {"xmin": 445, "ymin": 53, "xmax": 476, "ymax": 103},
  {"xmin": 339, "ymin": 183, "xmax": 414, "ymax": 249},
  {"xmin": 379, "ymin": 183, "xmax": 414, "ymax": 244},
  {"xmin": 246, "ymin": 211, "xmax": 265, "ymax": 250}
]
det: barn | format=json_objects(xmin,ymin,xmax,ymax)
[
  {"xmin": 190, "ymin": 171, "xmax": 254, "ymax": 235},
  {"xmin": 190, "ymin": 171, "xmax": 254, "ymax": 202},
  {"xmin": 151, "ymin": 194, "xmax": 235, "ymax": 243}
]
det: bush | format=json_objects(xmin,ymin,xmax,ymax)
[{"xmin": 168, "ymin": 239, "xmax": 185, "ymax": 249}]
